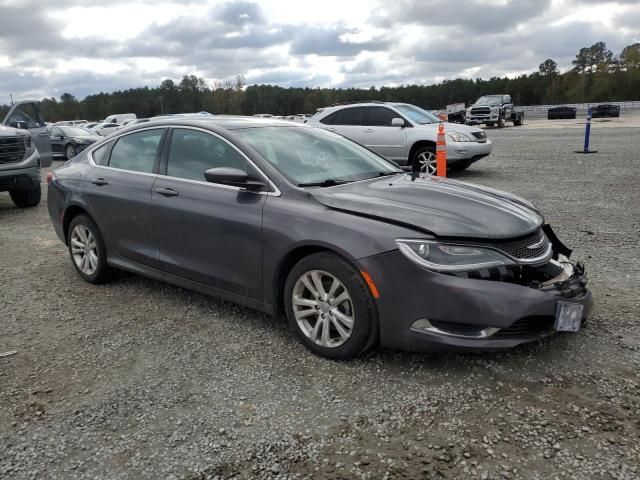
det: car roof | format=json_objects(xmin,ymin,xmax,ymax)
[{"xmin": 125, "ymin": 115, "xmax": 302, "ymax": 131}]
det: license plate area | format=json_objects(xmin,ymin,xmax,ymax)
[{"xmin": 554, "ymin": 301, "xmax": 583, "ymax": 332}]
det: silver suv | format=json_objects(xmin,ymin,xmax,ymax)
[{"xmin": 307, "ymin": 101, "xmax": 492, "ymax": 174}]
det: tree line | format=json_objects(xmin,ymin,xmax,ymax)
[{"xmin": 2, "ymin": 41, "xmax": 639, "ymax": 123}]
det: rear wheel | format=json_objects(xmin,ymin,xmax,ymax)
[
  {"xmin": 10, "ymin": 184, "xmax": 41, "ymax": 208},
  {"xmin": 67, "ymin": 214, "xmax": 113, "ymax": 284},
  {"xmin": 284, "ymin": 252, "xmax": 377, "ymax": 359},
  {"xmin": 411, "ymin": 146, "xmax": 437, "ymax": 176},
  {"xmin": 65, "ymin": 144, "xmax": 76, "ymax": 160}
]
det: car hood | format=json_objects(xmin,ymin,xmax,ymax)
[
  {"xmin": 310, "ymin": 174, "xmax": 543, "ymax": 239},
  {"xmin": 0, "ymin": 124, "xmax": 28, "ymax": 138}
]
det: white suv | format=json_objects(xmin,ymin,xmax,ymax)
[{"xmin": 307, "ymin": 102, "xmax": 492, "ymax": 174}]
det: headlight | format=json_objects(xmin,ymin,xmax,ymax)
[
  {"xmin": 73, "ymin": 138, "xmax": 90, "ymax": 144},
  {"xmin": 446, "ymin": 131, "xmax": 472, "ymax": 142},
  {"xmin": 22, "ymin": 136, "xmax": 35, "ymax": 156},
  {"xmin": 395, "ymin": 239, "xmax": 516, "ymax": 272},
  {"xmin": 491, "ymin": 106, "xmax": 499, "ymax": 112}
]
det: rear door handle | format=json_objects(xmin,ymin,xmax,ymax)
[
  {"xmin": 155, "ymin": 187, "xmax": 179, "ymax": 197},
  {"xmin": 90, "ymin": 178, "xmax": 109, "ymax": 186}
]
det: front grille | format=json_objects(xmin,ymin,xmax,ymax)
[
  {"xmin": 493, "ymin": 316, "xmax": 555, "ymax": 337},
  {"xmin": 471, "ymin": 107, "xmax": 491, "ymax": 115},
  {"xmin": 491, "ymin": 229, "xmax": 550, "ymax": 261},
  {"xmin": 0, "ymin": 136, "xmax": 26, "ymax": 164}
]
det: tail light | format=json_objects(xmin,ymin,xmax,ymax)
[{"xmin": 46, "ymin": 172, "xmax": 53, "ymax": 184}]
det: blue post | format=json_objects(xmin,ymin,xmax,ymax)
[{"xmin": 583, "ymin": 108, "xmax": 592, "ymax": 153}]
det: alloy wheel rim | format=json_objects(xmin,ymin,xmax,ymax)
[
  {"xmin": 70, "ymin": 225, "xmax": 98, "ymax": 275},
  {"xmin": 66, "ymin": 146, "xmax": 75, "ymax": 158},
  {"xmin": 417, "ymin": 151, "xmax": 437, "ymax": 176},
  {"xmin": 292, "ymin": 270, "xmax": 355, "ymax": 348}
]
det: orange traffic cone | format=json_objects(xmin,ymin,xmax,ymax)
[{"xmin": 436, "ymin": 123, "xmax": 447, "ymax": 177}]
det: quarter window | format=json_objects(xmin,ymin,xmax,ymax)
[
  {"xmin": 365, "ymin": 107, "xmax": 398, "ymax": 126},
  {"xmin": 108, "ymin": 129, "xmax": 163, "ymax": 173},
  {"xmin": 92, "ymin": 142, "xmax": 113, "ymax": 166},
  {"xmin": 166, "ymin": 129, "xmax": 247, "ymax": 182}
]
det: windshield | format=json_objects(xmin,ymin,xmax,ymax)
[
  {"xmin": 235, "ymin": 126, "xmax": 402, "ymax": 186},
  {"xmin": 475, "ymin": 96, "xmax": 503, "ymax": 106},
  {"xmin": 60, "ymin": 126, "xmax": 94, "ymax": 137},
  {"xmin": 393, "ymin": 104, "xmax": 439, "ymax": 125}
]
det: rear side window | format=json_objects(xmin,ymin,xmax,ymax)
[
  {"xmin": 365, "ymin": 107, "xmax": 398, "ymax": 126},
  {"xmin": 333, "ymin": 107, "xmax": 366, "ymax": 126},
  {"xmin": 109, "ymin": 129, "xmax": 163, "ymax": 173},
  {"xmin": 91, "ymin": 142, "xmax": 112, "ymax": 166},
  {"xmin": 166, "ymin": 129, "xmax": 247, "ymax": 182}
]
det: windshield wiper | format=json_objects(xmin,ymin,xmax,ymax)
[
  {"xmin": 376, "ymin": 171, "xmax": 402, "ymax": 177},
  {"xmin": 297, "ymin": 179, "xmax": 353, "ymax": 187}
]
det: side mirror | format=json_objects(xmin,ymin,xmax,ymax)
[
  {"xmin": 391, "ymin": 117, "xmax": 405, "ymax": 127},
  {"xmin": 204, "ymin": 167, "xmax": 266, "ymax": 191}
]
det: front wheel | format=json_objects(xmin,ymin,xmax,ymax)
[
  {"xmin": 411, "ymin": 146, "xmax": 437, "ymax": 176},
  {"xmin": 67, "ymin": 214, "xmax": 113, "ymax": 284},
  {"xmin": 284, "ymin": 252, "xmax": 377, "ymax": 359},
  {"xmin": 10, "ymin": 184, "xmax": 41, "ymax": 208}
]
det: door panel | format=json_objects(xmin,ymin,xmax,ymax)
[
  {"xmin": 362, "ymin": 107, "xmax": 407, "ymax": 161},
  {"xmin": 324, "ymin": 107, "xmax": 366, "ymax": 145},
  {"xmin": 152, "ymin": 179, "xmax": 265, "ymax": 298},
  {"xmin": 3, "ymin": 102, "xmax": 53, "ymax": 166}
]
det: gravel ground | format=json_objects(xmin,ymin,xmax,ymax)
[{"xmin": 1, "ymin": 115, "xmax": 639, "ymax": 479}]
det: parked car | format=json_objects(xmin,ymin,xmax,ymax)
[
  {"xmin": 465, "ymin": 94, "xmax": 525, "ymax": 127},
  {"xmin": 47, "ymin": 117, "xmax": 592, "ymax": 359},
  {"xmin": 0, "ymin": 123, "xmax": 42, "ymax": 207},
  {"xmin": 91, "ymin": 123, "xmax": 122, "ymax": 136},
  {"xmin": 548, "ymin": 106, "xmax": 577, "ymax": 120},
  {"xmin": 103, "ymin": 113, "xmax": 136, "ymax": 124},
  {"xmin": 2, "ymin": 100, "xmax": 53, "ymax": 166},
  {"xmin": 49, "ymin": 125, "xmax": 102, "ymax": 160},
  {"xmin": 307, "ymin": 101, "xmax": 492, "ymax": 173},
  {"xmin": 591, "ymin": 104, "xmax": 620, "ymax": 118},
  {"xmin": 83, "ymin": 122, "xmax": 100, "ymax": 130}
]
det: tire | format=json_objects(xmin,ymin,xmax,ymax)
[
  {"xmin": 10, "ymin": 184, "xmax": 41, "ymax": 208},
  {"xmin": 67, "ymin": 214, "xmax": 113, "ymax": 284},
  {"xmin": 65, "ymin": 144, "xmax": 76, "ymax": 160},
  {"xmin": 410, "ymin": 145, "xmax": 437, "ymax": 176},
  {"xmin": 485, "ymin": 122, "xmax": 494, "ymax": 127},
  {"xmin": 497, "ymin": 114, "xmax": 505, "ymax": 128},
  {"xmin": 284, "ymin": 252, "xmax": 377, "ymax": 360}
]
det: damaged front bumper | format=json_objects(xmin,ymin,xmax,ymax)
[{"xmin": 357, "ymin": 225, "xmax": 593, "ymax": 353}]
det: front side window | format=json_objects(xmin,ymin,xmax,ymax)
[
  {"xmin": 6, "ymin": 103, "xmax": 44, "ymax": 129},
  {"xmin": 108, "ymin": 129, "xmax": 163, "ymax": 173},
  {"xmin": 166, "ymin": 129, "xmax": 247, "ymax": 182},
  {"xmin": 235, "ymin": 126, "xmax": 401, "ymax": 186},
  {"xmin": 366, "ymin": 107, "xmax": 399, "ymax": 126},
  {"xmin": 393, "ymin": 104, "xmax": 439, "ymax": 125}
]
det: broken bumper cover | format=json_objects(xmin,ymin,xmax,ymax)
[{"xmin": 357, "ymin": 250, "xmax": 593, "ymax": 353}]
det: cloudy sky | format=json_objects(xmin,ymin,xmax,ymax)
[{"xmin": 1, "ymin": 0, "xmax": 638, "ymax": 100}]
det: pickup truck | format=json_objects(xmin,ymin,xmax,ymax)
[
  {"xmin": 465, "ymin": 94, "xmax": 524, "ymax": 127},
  {"xmin": 1, "ymin": 101, "xmax": 52, "ymax": 208}
]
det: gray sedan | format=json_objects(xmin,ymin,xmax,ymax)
[{"xmin": 47, "ymin": 117, "xmax": 592, "ymax": 359}]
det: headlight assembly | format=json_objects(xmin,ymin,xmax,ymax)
[
  {"xmin": 395, "ymin": 239, "xmax": 516, "ymax": 272},
  {"xmin": 446, "ymin": 131, "xmax": 473, "ymax": 142},
  {"xmin": 22, "ymin": 135, "xmax": 35, "ymax": 156}
]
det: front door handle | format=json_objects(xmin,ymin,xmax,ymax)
[
  {"xmin": 364, "ymin": 128, "xmax": 374, "ymax": 133},
  {"xmin": 38, "ymin": 131, "xmax": 49, "ymax": 136},
  {"xmin": 91, "ymin": 178, "xmax": 109, "ymax": 186},
  {"xmin": 155, "ymin": 187, "xmax": 179, "ymax": 197}
]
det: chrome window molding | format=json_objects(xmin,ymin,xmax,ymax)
[{"xmin": 87, "ymin": 125, "xmax": 281, "ymax": 197}]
